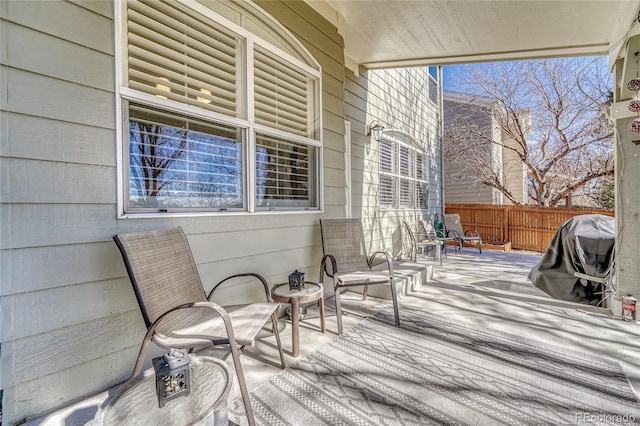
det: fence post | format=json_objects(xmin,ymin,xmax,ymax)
[
  {"xmin": 539, "ymin": 208, "xmax": 545, "ymax": 252},
  {"xmin": 503, "ymin": 206, "xmax": 509, "ymax": 244}
]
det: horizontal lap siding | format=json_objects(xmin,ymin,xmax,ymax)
[
  {"xmin": 1, "ymin": 1, "xmax": 128, "ymax": 422},
  {"xmin": 1, "ymin": 0, "xmax": 345, "ymax": 423},
  {"xmin": 345, "ymin": 67, "xmax": 442, "ymax": 255}
]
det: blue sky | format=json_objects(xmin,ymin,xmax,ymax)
[
  {"xmin": 442, "ymin": 65, "xmax": 463, "ymax": 92},
  {"xmin": 442, "ymin": 57, "xmax": 609, "ymax": 93}
]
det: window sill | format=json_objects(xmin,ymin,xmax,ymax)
[{"xmin": 118, "ymin": 209, "xmax": 323, "ymax": 220}]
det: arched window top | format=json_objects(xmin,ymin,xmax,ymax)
[
  {"xmin": 382, "ymin": 129, "xmax": 423, "ymax": 150},
  {"xmin": 195, "ymin": 0, "xmax": 320, "ymax": 72},
  {"xmin": 118, "ymin": 0, "xmax": 322, "ymax": 215}
]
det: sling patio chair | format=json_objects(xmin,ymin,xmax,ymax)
[
  {"xmin": 402, "ymin": 221, "xmax": 442, "ymax": 265},
  {"xmin": 113, "ymin": 227, "xmax": 285, "ymax": 426},
  {"xmin": 444, "ymin": 213, "xmax": 482, "ymax": 254},
  {"xmin": 319, "ymin": 218, "xmax": 400, "ymax": 335},
  {"xmin": 420, "ymin": 219, "xmax": 458, "ymax": 257}
]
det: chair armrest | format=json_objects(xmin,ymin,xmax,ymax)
[
  {"xmin": 464, "ymin": 229, "xmax": 481, "ymax": 238},
  {"xmin": 426, "ymin": 231, "xmax": 440, "ymax": 241},
  {"xmin": 416, "ymin": 231, "xmax": 434, "ymax": 241},
  {"xmin": 367, "ymin": 251, "xmax": 394, "ymax": 277},
  {"xmin": 208, "ymin": 272, "xmax": 272, "ymax": 302},
  {"xmin": 131, "ymin": 301, "xmax": 236, "ymax": 378},
  {"xmin": 319, "ymin": 254, "xmax": 338, "ymax": 279}
]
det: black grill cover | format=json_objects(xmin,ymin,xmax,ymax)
[{"xmin": 528, "ymin": 214, "xmax": 615, "ymax": 304}]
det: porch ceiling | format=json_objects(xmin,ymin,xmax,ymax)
[{"xmin": 306, "ymin": 0, "xmax": 640, "ymax": 69}]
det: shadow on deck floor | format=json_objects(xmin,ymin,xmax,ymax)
[{"xmin": 27, "ymin": 248, "xmax": 640, "ymax": 425}]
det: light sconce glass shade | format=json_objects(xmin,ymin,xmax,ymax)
[{"xmin": 366, "ymin": 121, "xmax": 385, "ymax": 142}]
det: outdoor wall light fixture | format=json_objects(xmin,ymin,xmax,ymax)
[
  {"xmin": 366, "ymin": 120, "xmax": 385, "ymax": 142},
  {"xmin": 153, "ymin": 349, "xmax": 191, "ymax": 408}
]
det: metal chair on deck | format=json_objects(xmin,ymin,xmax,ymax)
[
  {"xmin": 318, "ymin": 219, "xmax": 400, "ymax": 335},
  {"xmin": 402, "ymin": 221, "xmax": 442, "ymax": 265},
  {"xmin": 444, "ymin": 213, "xmax": 482, "ymax": 254},
  {"xmin": 113, "ymin": 227, "xmax": 285, "ymax": 426}
]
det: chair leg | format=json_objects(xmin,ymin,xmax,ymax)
[
  {"xmin": 389, "ymin": 278, "xmax": 400, "ymax": 326},
  {"xmin": 334, "ymin": 282, "xmax": 344, "ymax": 335},
  {"xmin": 228, "ymin": 341, "xmax": 255, "ymax": 426},
  {"xmin": 271, "ymin": 311, "xmax": 286, "ymax": 369}
]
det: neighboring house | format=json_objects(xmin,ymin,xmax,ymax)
[
  {"xmin": 0, "ymin": 0, "xmax": 442, "ymax": 422},
  {"xmin": 443, "ymin": 90, "xmax": 528, "ymax": 205}
]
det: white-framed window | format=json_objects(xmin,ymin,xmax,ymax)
[
  {"xmin": 379, "ymin": 131, "xmax": 429, "ymax": 210},
  {"xmin": 428, "ymin": 66, "xmax": 438, "ymax": 105},
  {"xmin": 116, "ymin": 0, "xmax": 322, "ymax": 215}
]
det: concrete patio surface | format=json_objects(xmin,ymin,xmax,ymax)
[{"xmin": 27, "ymin": 248, "xmax": 640, "ymax": 425}]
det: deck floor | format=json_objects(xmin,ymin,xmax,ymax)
[{"xmin": 28, "ymin": 248, "xmax": 640, "ymax": 425}]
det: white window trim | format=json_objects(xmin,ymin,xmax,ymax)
[{"xmin": 115, "ymin": 0, "xmax": 323, "ymax": 218}]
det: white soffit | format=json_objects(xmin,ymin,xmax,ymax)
[{"xmin": 306, "ymin": 0, "xmax": 640, "ymax": 69}]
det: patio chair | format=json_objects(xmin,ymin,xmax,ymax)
[
  {"xmin": 420, "ymin": 219, "xmax": 458, "ymax": 257},
  {"xmin": 444, "ymin": 213, "xmax": 482, "ymax": 254},
  {"xmin": 113, "ymin": 227, "xmax": 285, "ymax": 426},
  {"xmin": 402, "ymin": 221, "xmax": 441, "ymax": 265},
  {"xmin": 319, "ymin": 218, "xmax": 400, "ymax": 335}
]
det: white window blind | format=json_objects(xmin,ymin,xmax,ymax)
[
  {"xmin": 380, "ymin": 175, "xmax": 396, "ymax": 208},
  {"xmin": 379, "ymin": 133, "xmax": 428, "ymax": 210},
  {"xmin": 428, "ymin": 75, "xmax": 438, "ymax": 105},
  {"xmin": 254, "ymin": 46, "xmax": 314, "ymax": 138},
  {"xmin": 256, "ymin": 133, "xmax": 316, "ymax": 208},
  {"xmin": 399, "ymin": 179, "xmax": 414, "ymax": 208},
  {"xmin": 416, "ymin": 153, "xmax": 428, "ymax": 208},
  {"xmin": 127, "ymin": 0, "xmax": 240, "ymax": 117},
  {"xmin": 380, "ymin": 139, "xmax": 395, "ymax": 174}
]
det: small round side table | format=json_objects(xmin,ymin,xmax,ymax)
[
  {"xmin": 95, "ymin": 355, "xmax": 231, "ymax": 425},
  {"xmin": 271, "ymin": 282, "xmax": 325, "ymax": 357}
]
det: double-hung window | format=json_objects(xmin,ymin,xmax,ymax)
[
  {"xmin": 379, "ymin": 132, "xmax": 429, "ymax": 210},
  {"xmin": 117, "ymin": 0, "xmax": 322, "ymax": 215}
]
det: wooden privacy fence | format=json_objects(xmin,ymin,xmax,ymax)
[{"xmin": 444, "ymin": 203, "xmax": 614, "ymax": 252}]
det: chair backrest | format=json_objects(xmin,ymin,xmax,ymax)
[
  {"xmin": 113, "ymin": 227, "xmax": 207, "ymax": 328},
  {"xmin": 444, "ymin": 213, "xmax": 464, "ymax": 234},
  {"xmin": 420, "ymin": 220, "xmax": 435, "ymax": 236},
  {"xmin": 402, "ymin": 221, "xmax": 420, "ymax": 260},
  {"xmin": 422, "ymin": 219, "xmax": 446, "ymax": 239},
  {"xmin": 319, "ymin": 219, "xmax": 370, "ymax": 272},
  {"xmin": 402, "ymin": 221, "xmax": 417, "ymax": 246}
]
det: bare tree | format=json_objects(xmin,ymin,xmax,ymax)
[
  {"xmin": 445, "ymin": 58, "xmax": 614, "ymax": 207},
  {"xmin": 129, "ymin": 121, "xmax": 188, "ymax": 206}
]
